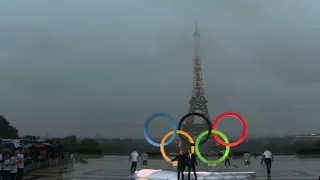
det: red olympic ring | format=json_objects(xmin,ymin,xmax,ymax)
[{"xmin": 212, "ymin": 112, "xmax": 248, "ymax": 147}]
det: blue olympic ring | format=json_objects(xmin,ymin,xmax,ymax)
[{"xmin": 143, "ymin": 113, "xmax": 178, "ymax": 147}]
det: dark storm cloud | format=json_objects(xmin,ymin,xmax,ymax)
[{"xmin": 1, "ymin": 0, "xmax": 320, "ymax": 138}]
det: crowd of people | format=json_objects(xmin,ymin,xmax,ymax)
[
  {"xmin": 21, "ymin": 145, "xmax": 65, "ymax": 164},
  {"xmin": 0, "ymin": 148, "xmax": 25, "ymax": 180},
  {"xmin": 0, "ymin": 140, "xmax": 67, "ymax": 180}
]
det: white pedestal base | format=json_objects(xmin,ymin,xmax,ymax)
[{"xmin": 132, "ymin": 169, "xmax": 256, "ymax": 180}]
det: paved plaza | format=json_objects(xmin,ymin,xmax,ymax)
[{"xmin": 23, "ymin": 155, "xmax": 320, "ymax": 180}]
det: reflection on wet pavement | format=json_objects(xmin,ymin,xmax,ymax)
[{"xmin": 24, "ymin": 155, "xmax": 320, "ymax": 180}]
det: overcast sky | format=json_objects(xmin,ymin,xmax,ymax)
[{"xmin": 1, "ymin": 0, "xmax": 320, "ymax": 138}]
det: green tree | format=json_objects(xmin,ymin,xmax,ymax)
[
  {"xmin": 78, "ymin": 138, "xmax": 100, "ymax": 149},
  {"xmin": 0, "ymin": 116, "xmax": 19, "ymax": 139},
  {"xmin": 77, "ymin": 138, "xmax": 102, "ymax": 154},
  {"xmin": 58, "ymin": 135, "xmax": 78, "ymax": 149}
]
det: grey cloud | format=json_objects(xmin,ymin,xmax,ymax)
[{"xmin": 1, "ymin": 0, "xmax": 320, "ymax": 138}]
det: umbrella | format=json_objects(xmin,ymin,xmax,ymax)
[
  {"xmin": 42, "ymin": 143, "xmax": 52, "ymax": 147},
  {"xmin": 37, "ymin": 144, "xmax": 46, "ymax": 149},
  {"xmin": 2, "ymin": 142, "xmax": 21, "ymax": 149},
  {"xmin": 36, "ymin": 139, "xmax": 45, "ymax": 143},
  {"xmin": 243, "ymin": 153, "xmax": 251, "ymax": 160},
  {"xmin": 23, "ymin": 144, "xmax": 34, "ymax": 149}
]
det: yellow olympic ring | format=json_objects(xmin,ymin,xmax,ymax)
[{"xmin": 160, "ymin": 130, "xmax": 195, "ymax": 165}]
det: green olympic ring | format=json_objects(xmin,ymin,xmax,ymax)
[{"xmin": 195, "ymin": 130, "xmax": 230, "ymax": 164}]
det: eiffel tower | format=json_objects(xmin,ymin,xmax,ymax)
[{"xmin": 179, "ymin": 20, "xmax": 212, "ymax": 152}]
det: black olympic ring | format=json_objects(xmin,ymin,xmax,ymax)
[{"xmin": 177, "ymin": 112, "xmax": 212, "ymax": 146}]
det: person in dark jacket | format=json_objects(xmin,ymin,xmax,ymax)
[
  {"xmin": 171, "ymin": 151, "xmax": 186, "ymax": 180},
  {"xmin": 185, "ymin": 149, "xmax": 197, "ymax": 180}
]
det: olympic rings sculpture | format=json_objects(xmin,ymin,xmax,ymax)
[{"xmin": 143, "ymin": 111, "xmax": 248, "ymax": 165}]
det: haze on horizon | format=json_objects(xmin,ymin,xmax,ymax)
[{"xmin": 1, "ymin": 0, "xmax": 320, "ymax": 139}]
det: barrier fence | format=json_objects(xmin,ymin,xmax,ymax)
[
  {"xmin": 0, "ymin": 153, "xmax": 73, "ymax": 179},
  {"xmin": 23, "ymin": 156, "xmax": 72, "ymax": 174}
]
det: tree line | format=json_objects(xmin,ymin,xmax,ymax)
[
  {"xmin": 2, "ymin": 115, "xmax": 319, "ymax": 155},
  {"xmin": 0, "ymin": 116, "xmax": 101, "ymax": 154}
]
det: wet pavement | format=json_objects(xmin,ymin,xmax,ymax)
[{"xmin": 23, "ymin": 155, "xmax": 320, "ymax": 180}]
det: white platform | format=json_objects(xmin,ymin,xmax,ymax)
[{"xmin": 132, "ymin": 169, "xmax": 256, "ymax": 180}]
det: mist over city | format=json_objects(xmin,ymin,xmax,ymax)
[{"xmin": 1, "ymin": 0, "xmax": 320, "ymax": 139}]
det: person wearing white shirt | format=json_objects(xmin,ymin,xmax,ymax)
[
  {"xmin": 263, "ymin": 148, "xmax": 273, "ymax": 176},
  {"xmin": 10, "ymin": 150, "xmax": 18, "ymax": 180},
  {"xmin": 2, "ymin": 153, "xmax": 11, "ymax": 180},
  {"xmin": 16, "ymin": 148, "xmax": 25, "ymax": 180},
  {"xmin": 129, "ymin": 149, "xmax": 139, "ymax": 174}
]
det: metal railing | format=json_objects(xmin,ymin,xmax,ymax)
[
  {"xmin": 23, "ymin": 157, "xmax": 72, "ymax": 174},
  {"xmin": 0, "ymin": 152, "xmax": 72, "ymax": 173}
]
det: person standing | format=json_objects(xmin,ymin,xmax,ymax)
[
  {"xmin": 129, "ymin": 149, "xmax": 139, "ymax": 174},
  {"xmin": 171, "ymin": 151, "xmax": 186, "ymax": 180},
  {"xmin": 16, "ymin": 148, "xmax": 24, "ymax": 180},
  {"xmin": 244, "ymin": 156, "xmax": 250, "ymax": 167},
  {"xmin": 242, "ymin": 153, "xmax": 251, "ymax": 168},
  {"xmin": 2, "ymin": 153, "xmax": 11, "ymax": 180},
  {"xmin": 10, "ymin": 150, "xmax": 18, "ymax": 180},
  {"xmin": 263, "ymin": 148, "xmax": 273, "ymax": 176},
  {"xmin": 185, "ymin": 149, "xmax": 197, "ymax": 180},
  {"xmin": 223, "ymin": 150, "xmax": 231, "ymax": 167},
  {"xmin": 140, "ymin": 153, "xmax": 148, "ymax": 166}
]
